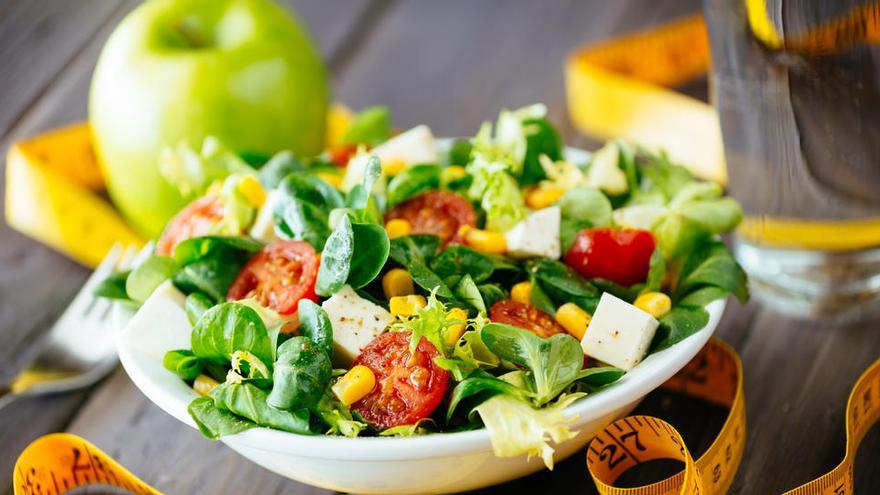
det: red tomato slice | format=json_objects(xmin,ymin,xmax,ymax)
[
  {"xmin": 351, "ymin": 331, "xmax": 450, "ymax": 430},
  {"xmin": 489, "ymin": 299, "xmax": 564, "ymax": 338},
  {"xmin": 564, "ymin": 228, "xmax": 656, "ymax": 286},
  {"xmin": 156, "ymin": 194, "xmax": 224, "ymax": 256},
  {"xmin": 226, "ymin": 241, "xmax": 319, "ymax": 315},
  {"xmin": 385, "ymin": 191, "xmax": 476, "ymax": 246}
]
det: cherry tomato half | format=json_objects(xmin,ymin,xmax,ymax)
[
  {"xmin": 156, "ymin": 194, "xmax": 224, "ymax": 256},
  {"xmin": 385, "ymin": 191, "xmax": 476, "ymax": 246},
  {"xmin": 328, "ymin": 144, "xmax": 357, "ymax": 167},
  {"xmin": 351, "ymin": 331, "xmax": 450, "ymax": 430},
  {"xmin": 564, "ymin": 228, "xmax": 656, "ymax": 287},
  {"xmin": 226, "ymin": 241, "xmax": 319, "ymax": 315},
  {"xmin": 489, "ymin": 300, "xmax": 564, "ymax": 338}
]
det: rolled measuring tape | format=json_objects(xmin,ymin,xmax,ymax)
[{"xmin": 587, "ymin": 338, "xmax": 880, "ymax": 495}]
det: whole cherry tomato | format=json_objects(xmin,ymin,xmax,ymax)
[{"xmin": 564, "ymin": 228, "xmax": 656, "ymax": 286}]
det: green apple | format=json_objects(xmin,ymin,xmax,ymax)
[{"xmin": 90, "ymin": 0, "xmax": 328, "ymax": 237}]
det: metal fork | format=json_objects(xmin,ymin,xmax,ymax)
[{"xmin": 0, "ymin": 243, "xmax": 139, "ymax": 410}]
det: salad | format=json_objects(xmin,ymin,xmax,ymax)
[{"xmin": 98, "ymin": 104, "xmax": 748, "ymax": 468}]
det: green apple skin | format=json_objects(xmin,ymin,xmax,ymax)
[{"xmin": 90, "ymin": 0, "xmax": 328, "ymax": 237}]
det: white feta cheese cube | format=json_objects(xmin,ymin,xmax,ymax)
[
  {"xmin": 504, "ymin": 206, "xmax": 561, "ymax": 259},
  {"xmin": 321, "ymin": 285, "xmax": 393, "ymax": 366},
  {"xmin": 249, "ymin": 189, "xmax": 283, "ymax": 244},
  {"xmin": 580, "ymin": 292, "xmax": 659, "ymax": 371},
  {"xmin": 342, "ymin": 125, "xmax": 438, "ymax": 191},
  {"xmin": 120, "ymin": 281, "xmax": 190, "ymax": 356}
]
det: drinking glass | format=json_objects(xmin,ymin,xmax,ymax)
[{"xmin": 704, "ymin": 0, "xmax": 880, "ymax": 319}]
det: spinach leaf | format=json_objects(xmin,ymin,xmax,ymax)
[
  {"xmin": 558, "ymin": 187, "xmax": 613, "ymax": 251},
  {"xmin": 480, "ymin": 323, "xmax": 584, "ymax": 405},
  {"xmin": 162, "ymin": 349, "xmax": 203, "ymax": 381},
  {"xmin": 210, "ymin": 382, "xmax": 316, "ymax": 434},
  {"xmin": 447, "ymin": 370, "xmax": 529, "ymax": 421},
  {"xmin": 591, "ymin": 278, "xmax": 637, "ymax": 303},
  {"xmin": 93, "ymin": 270, "xmax": 131, "ymax": 300},
  {"xmin": 345, "ymin": 155, "xmax": 382, "ymax": 212},
  {"xmin": 678, "ymin": 286, "xmax": 729, "ymax": 307},
  {"xmin": 188, "ymin": 396, "xmax": 255, "ymax": 440},
  {"xmin": 315, "ymin": 215, "xmax": 354, "ymax": 296},
  {"xmin": 528, "ymin": 278, "xmax": 557, "ymax": 315},
  {"xmin": 191, "ymin": 302, "xmax": 274, "ymax": 367},
  {"xmin": 641, "ymin": 249, "xmax": 666, "ymax": 294},
  {"xmin": 389, "ymin": 235, "xmax": 452, "ymax": 298},
  {"xmin": 185, "ymin": 292, "xmax": 215, "ymax": 325},
  {"xmin": 447, "ymin": 139, "xmax": 472, "ymax": 166},
  {"xmin": 640, "ymin": 151, "xmax": 695, "ymax": 201},
  {"xmin": 267, "ymin": 337, "xmax": 332, "ymax": 410},
  {"xmin": 477, "ymin": 283, "xmax": 507, "ymax": 310},
  {"xmin": 575, "ymin": 366, "xmax": 626, "ymax": 386},
  {"xmin": 316, "ymin": 216, "xmax": 390, "ymax": 296},
  {"xmin": 650, "ymin": 306, "xmax": 710, "ymax": 352},
  {"xmin": 258, "ymin": 151, "xmax": 306, "ymax": 189},
  {"xmin": 126, "ymin": 256, "xmax": 178, "ymax": 303},
  {"xmin": 674, "ymin": 241, "xmax": 748, "ymax": 304},
  {"xmin": 527, "ymin": 259, "xmax": 597, "ymax": 298},
  {"xmin": 171, "ymin": 236, "xmax": 262, "ymax": 265},
  {"xmin": 346, "ymin": 223, "xmax": 390, "ymax": 289},
  {"xmin": 387, "ymin": 164, "xmax": 441, "ymax": 207},
  {"xmin": 454, "ymin": 274, "xmax": 485, "ymax": 313},
  {"xmin": 519, "ymin": 118, "xmax": 561, "ymax": 185},
  {"xmin": 171, "ymin": 236, "xmax": 263, "ymax": 302},
  {"xmin": 389, "ymin": 235, "xmax": 441, "ymax": 264},
  {"xmin": 298, "ymin": 300, "xmax": 334, "ymax": 358},
  {"xmin": 430, "ymin": 246, "xmax": 494, "ymax": 283},
  {"xmin": 341, "ymin": 106, "xmax": 391, "ymax": 146},
  {"xmin": 274, "ymin": 173, "xmax": 345, "ymax": 250}
]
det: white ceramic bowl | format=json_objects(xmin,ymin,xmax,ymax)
[{"xmin": 114, "ymin": 293, "xmax": 723, "ymax": 494}]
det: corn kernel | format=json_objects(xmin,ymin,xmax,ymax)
[
  {"xmin": 383, "ymin": 268, "xmax": 415, "ymax": 298},
  {"xmin": 237, "ymin": 175, "xmax": 267, "ymax": 207},
  {"xmin": 634, "ymin": 292, "xmax": 672, "ymax": 319},
  {"xmin": 389, "ymin": 295, "xmax": 427, "ymax": 317},
  {"xmin": 332, "ymin": 365, "xmax": 376, "ymax": 405},
  {"xmin": 193, "ymin": 374, "xmax": 220, "ymax": 397},
  {"xmin": 385, "ymin": 219, "xmax": 412, "ymax": 239},
  {"xmin": 555, "ymin": 302, "xmax": 591, "ymax": 340},
  {"xmin": 326, "ymin": 102, "xmax": 355, "ymax": 148},
  {"xmin": 511, "ymin": 281, "xmax": 533, "ymax": 305},
  {"xmin": 382, "ymin": 158, "xmax": 407, "ymax": 177},
  {"xmin": 462, "ymin": 226, "xmax": 507, "ymax": 254},
  {"xmin": 316, "ymin": 171, "xmax": 343, "ymax": 189},
  {"xmin": 525, "ymin": 185, "xmax": 564, "ymax": 209},
  {"xmin": 444, "ymin": 307, "xmax": 469, "ymax": 346},
  {"xmin": 441, "ymin": 165, "xmax": 467, "ymax": 183}
]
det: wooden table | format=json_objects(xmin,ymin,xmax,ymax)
[{"xmin": 1, "ymin": 1, "xmax": 878, "ymax": 493}]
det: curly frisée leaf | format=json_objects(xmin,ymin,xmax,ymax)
[{"xmin": 475, "ymin": 393, "xmax": 584, "ymax": 469}]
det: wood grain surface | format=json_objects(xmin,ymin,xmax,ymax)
[{"xmin": 1, "ymin": 1, "xmax": 878, "ymax": 494}]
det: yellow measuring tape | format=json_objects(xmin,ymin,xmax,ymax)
[
  {"xmin": 13, "ymin": 433, "xmax": 160, "ymax": 495},
  {"xmin": 587, "ymin": 339, "xmax": 880, "ymax": 495}
]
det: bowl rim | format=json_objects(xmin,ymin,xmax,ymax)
[{"xmin": 115, "ymin": 140, "xmax": 726, "ymax": 461}]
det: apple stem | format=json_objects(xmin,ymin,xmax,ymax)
[{"xmin": 173, "ymin": 19, "xmax": 209, "ymax": 49}]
